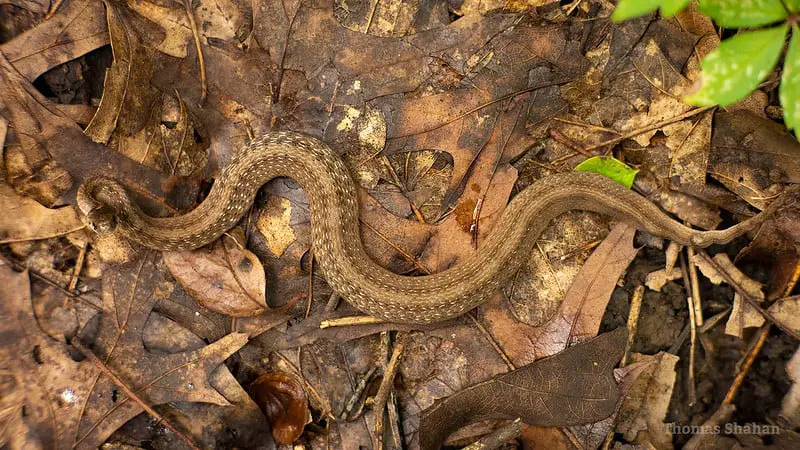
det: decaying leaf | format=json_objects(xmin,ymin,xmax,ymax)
[
  {"xmin": 0, "ymin": 0, "xmax": 109, "ymax": 81},
  {"xmin": 616, "ymin": 352, "xmax": 679, "ymax": 448},
  {"xmin": 249, "ymin": 372, "xmax": 310, "ymax": 445},
  {"xmin": 164, "ymin": 231, "xmax": 268, "ymax": 317},
  {"xmin": 482, "ymin": 224, "xmax": 638, "ymax": 365},
  {"xmin": 0, "ymin": 254, "xmax": 248, "ymax": 449},
  {"xmin": 419, "ymin": 327, "xmax": 628, "ymax": 450}
]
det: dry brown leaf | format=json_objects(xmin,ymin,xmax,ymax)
[
  {"xmin": 710, "ymin": 111, "xmax": 800, "ymax": 208},
  {"xmin": 0, "ymin": 52, "xmax": 197, "ymax": 211},
  {"xmin": 616, "ymin": 352, "xmax": 678, "ymax": 449},
  {"xmin": 0, "ymin": 183, "xmax": 84, "ymax": 243},
  {"xmin": 481, "ymin": 223, "xmax": 638, "ymax": 366},
  {"xmin": 84, "ymin": 0, "xmax": 165, "ymax": 147},
  {"xmin": 0, "ymin": 0, "xmax": 108, "ymax": 81},
  {"xmin": 0, "ymin": 255, "xmax": 248, "ymax": 449},
  {"xmin": 419, "ymin": 328, "xmax": 628, "ymax": 450},
  {"xmin": 780, "ymin": 346, "xmax": 800, "ymax": 427},
  {"xmin": 692, "ymin": 253, "xmax": 766, "ymax": 337},
  {"xmin": 768, "ymin": 296, "xmax": 800, "ymax": 336},
  {"xmin": 164, "ymin": 231, "xmax": 268, "ymax": 317}
]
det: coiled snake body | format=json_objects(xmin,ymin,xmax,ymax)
[{"xmin": 78, "ymin": 132, "xmax": 784, "ymax": 324}]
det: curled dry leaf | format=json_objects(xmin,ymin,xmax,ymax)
[
  {"xmin": 250, "ymin": 372, "xmax": 309, "ymax": 445},
  {"xmin": 420, "ymin": 328, "xmax": 628, "ymax": 450},
  {"xmin": 164, "ymin": 231, "xmax": 268, "ymax": 317}
]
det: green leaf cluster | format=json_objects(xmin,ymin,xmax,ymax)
[{"xmin": 612, "ymin": 0, "xmax": 800, "ymax": 136}]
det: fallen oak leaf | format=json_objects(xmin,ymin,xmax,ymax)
[
  {"xmin": 0, "ymin": 252, "xmax": 249, "ymax": 449},
  {"xmin": 419, "ymin": 327, "xmax": 628, "ymax": 450}
]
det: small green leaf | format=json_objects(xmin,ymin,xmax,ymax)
[
  {"xmin": 575, "ymin": 157, "xmax": 638, "ymax": 189},
  {"xmin": 685, "ymin": 25, "xmax": 788, "ymax": 107},
  {"xmin": 612, "ymin": 0, "xmax": 660, "ymax": 22},
  {"xmin": 697, "ymin": 0, "xmax": 787, "ymax": 27},
  {"xmin": 660, "ymin": 0, "xmax": 691, "ymax": 16},
  {"xmin": 612, "ymin": 0, "xmax": 689, "ymax": 22},
  {"xmin": 780, "ymin": 25, "xmax": 800, "ymax": 136}
]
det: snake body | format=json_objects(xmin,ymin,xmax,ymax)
[{"xmin": 77, "ymin": 132, "xmax": 783, "ymax": 324}]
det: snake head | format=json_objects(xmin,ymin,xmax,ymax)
[
  {"xmin": 76, "ymin": 177, "xmax": 125, "ymax": 235},
  {"xmin": 84, "ymin": 205, "xmax": 118, "ymax": 234}
]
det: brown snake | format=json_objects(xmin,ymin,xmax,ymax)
[{"xmin": 77, "ymin": 131, "xmax": 789, "ymax": 324}]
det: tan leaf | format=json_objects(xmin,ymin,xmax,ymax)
[
  {"xmin": 616, "ymin": 352, "xmax": 679, "ymax": 448},
  {"xmin": 164, "ymin": 232, "xmax": 268, "ymax": 317},
  {"xmin": 0, "ymin": 0, "xmax": 109, "ymax": 81},
  {"xmin": 0, "ymin": 183, "xmax": 83, "ymax": 243},
  {"xmin": 0, "ymin": 255, "xmax": 249, "ymax": 449}
]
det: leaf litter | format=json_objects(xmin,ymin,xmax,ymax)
[{"xmin": 1, "ymin": 0, "xmax": 800, "ymax": 448}]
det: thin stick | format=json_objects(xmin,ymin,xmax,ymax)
[
  {"xmin": 722, "ymin": 324, "xmax": 770, "ymax": 405},
  {"xmin": 70, "ymin": 339, "xmax": 200, "ymax": 450},
  {"xmin": 373, "ymin": 335, "xmax": 405, "ymax": 448},
  {"xmin": 582, "ymin": 106, "xmax": 716, "ymax": 152},
  {"xmin": 621, "ymin": 285, "xmax": 644, "ymax": 367},
  {"xmin": 686, "ymin": 246, "xmax": 704, "ymax": 327},
  {"xmin": 696, "ymin": 251, "xmax": 800, "ymax": 340},
  {"xmin": 181, "ymin": 0, "xmax": 206, "ymax": 104}
]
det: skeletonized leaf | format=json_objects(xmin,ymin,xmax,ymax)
[
  {"xmin": 698, "ymin": 0, "xmax": 787, "ymax": 28},
  {"xmin": 420, "ymin": 328, "xmax": 627, "ymax": 450},
  {"xmin": 685, "ymin": 25, "xmax": 788, "ymax": 107},
  {"xmin": 781, "ymin": 26, "xmax": 800, "ymax": 136}
]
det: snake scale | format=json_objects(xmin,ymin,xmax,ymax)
[{"xmin": 77, "ymin": 132, "xmax": 788, "ymax": 324}]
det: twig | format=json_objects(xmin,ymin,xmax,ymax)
[
  {"xmin": 180, "ymin": 0, "xmax": 206, "ymax": 104},
  {"xmin": 70, "ymin": 339, "xmax": 200, "ymax": 450},
  {"xmin": 373, "ymin": 335, "xmax": 406, "ymax": 448},
  {"xmin": 686, "ymin": 277, "xmax": 698, "ymax": 407},
  {"xmin": 621, "ymin": 285, "xmax": 644, "ymax": 367},
  {"xmin": 582, "ymin": 106, "xmax": 716, "ymax": 152},
  {"xmin": 696, "ymin": 251, "xmax": 800, "ymax": 340},
  {"xmin": 686, "ymin": 246, "xmax": 704, "ymax": 326},
  {"xmin": 319, "ymin": 315, "xmax": 385, "ymax": 328},
  {"xmin": 463, "ymin": 418, "xmax": 523, "ymax": 450},
  {"xmin": 722, "ymin": 324, "xmax": 770, "ymax": 405},
  {"xmin": 0, "ymin": 255, "xmax": 101, "ymax": 311},
  {"xmin": 272, "ymin": 4, "xmax": 301, "ymax": 104},
  {"xmin": 341, "ymin": 366, "xmax": 377, "ymax": 420}
]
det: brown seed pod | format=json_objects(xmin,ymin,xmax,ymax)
[{"xmin": 249, "ymin": 372, "xmax": 309, "ymax": 445}]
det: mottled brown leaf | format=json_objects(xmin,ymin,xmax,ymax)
[
  {"xmin": 0, "ymin": 254, "xmax": 248, "ymax": 449},
  {"xmin": 164, "ymin": 232, "xmax": 268, "ymax": 317},
  {"xmin": 419, "ymin": 328, "xmax": 628, "ymax": 450},
  {"xmin": 0, "ymin": 0, "xmax": 108, "ymax": 81}
]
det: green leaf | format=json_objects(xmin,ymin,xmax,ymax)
[
  {"xmin": 575, "ymin": 157, "xmax": 638, "ymax": 189},
  {"xmin": 660, "ymin": 0, "xmax": 691, "ymax": 16},
  {"xmin": 780, "ymin": 25, "xmax": 800, "ymax": 135},
  {"xmin": 697, "ymin": 0, "xmax": 787, "ymax": 27},
  {"xmin": 685, "ymin": 25, "xmax": 788, "ymax": 107},
  {"xmin": 612, "ymin": 0, "xmax": 689, "ymax": 22},
  {"xmin": 612, "ymin": 0, "xmax": 660, "ymax": 22},
  {"xmin": 786, "ymin": 0, "xmax": 800, "ymax": 13}
]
